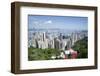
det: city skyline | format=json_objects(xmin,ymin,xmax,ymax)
[
  {"xmin": 28, "ymin": 15, "xmax": 88, "ymax": 31},
  {"xmin": 28, "ymin": 15, "xmax": 88, "ymax": 60}
]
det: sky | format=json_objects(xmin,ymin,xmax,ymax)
[{"xmin": 28, "ymin": 15, "xmax": 88, "ymax": 31}]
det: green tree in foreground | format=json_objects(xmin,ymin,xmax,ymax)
[{"xmin": 28, "ymin": 47, "xmax": 61, "ymax": 61}]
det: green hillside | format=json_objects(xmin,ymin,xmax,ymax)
[{"xmin": 72, "ymin": 37, "xmax": 88, "ymax": 58}]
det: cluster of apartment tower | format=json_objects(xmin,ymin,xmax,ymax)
[{"xmin": 28, "ymin": 31, "xmax": 87, "ymax": 51}]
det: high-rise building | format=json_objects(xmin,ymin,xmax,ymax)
[
  {"xmin": 67, "ymin": 38, "xmax": 72, "ymax": 49},
  {"xmin": 60, "ymin": 39, "xmax": 67, "ymax": 50},
  {"xmin": 59, "ymin": 33, "xmax": 63, "ymax": 40},
  {"xmin": 48, "ymin": 39, "xmax": 54, "ymax": 48},
  {"xmin": 43, "ymin": 32, "xmax": 46, "ymax": 41},
  {"xmin": 54, "ymin": 38, "xmax": 60, "ymax": 49}
]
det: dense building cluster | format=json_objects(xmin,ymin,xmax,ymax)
[{"xmin": 28, "ymin": 30, "xmax": 87, "ymax": 51}]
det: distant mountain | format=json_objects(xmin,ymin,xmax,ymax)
[
  {"xmin": 28, "ymin": 27, "xmax": 87, "ymax": 32},
  {"xmin": 28, "ymin": 28, "xmax": 87, "ymax": 35},
  {"xmin": 28, "ymin": 28, "xmax": 60, "ymax": 31}
]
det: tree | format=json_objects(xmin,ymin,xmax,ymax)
[
  {"xmin": 28, "ymin": 47, "xmax": 61, "ymax": 60},
  {"xmin": 72, "ymin": 37, "xmax": 88, "ymax": 58}
]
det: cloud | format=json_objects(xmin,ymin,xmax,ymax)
[
  {"xmin": 45, "ymin": 20, "xmax": 52, "ymax": 24},
  {"xmin": 31, "ymin": 20, "xmax": 53, "ymax": 29}
]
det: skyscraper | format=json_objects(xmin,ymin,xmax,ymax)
[
  {"xmin": 54, "ymin": 38, "xmax": 60, "ymax": 49},
  {"xmin": 43, "ymin": 32, "xmax": 46, "ymax": 41}
]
